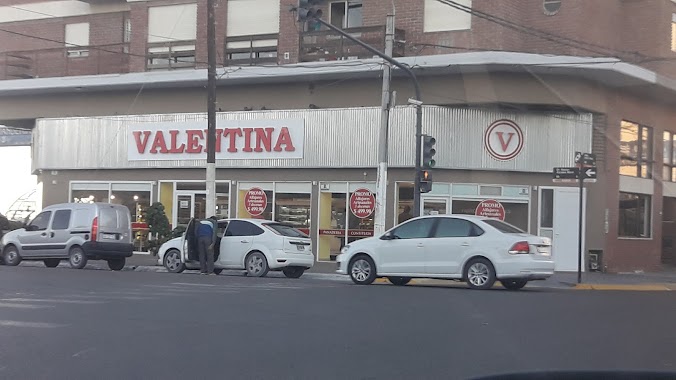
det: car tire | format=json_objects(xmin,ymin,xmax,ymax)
[
  {"xmin": 68, "ymin": 246, "xmax": 87, "ymax": 269},
  {"xmin": 3, "ymin": 245, "xmax": 21, "ymax": 266},
  {"xmin": 43, "ymin": 259, "xmax": 60, "ymax": 268},
  {"xmin": 282, "ymin": 267, "xmax": 305, "ymax": 279},
  {"xmin": 388, "ymin": 276, "xmax": 411, "ymax": 286},
  {"xmin": 501, "ymin": 279, "xmax": 528, "ymax": 290},
  {"xmin": 464, "ymin": 257, "xmax": 496, "ymax": 290},
  {"xmin": 348, "ymin": 255, "xmax": 377, "ymax": 285},
  {"xmin": 213, "ymin": 268, "xmax": 223, "ymax": 275},
  {"xmin": 107, "ymin": 258, "xmax": 125, "ymax": 271},
  {"xmin": 245, "ymin": 252, "xmax": 269, "ymax": 277},
  {"xmin": 163, "ymin": 249, "xmax": 185, "ymax": 274}
]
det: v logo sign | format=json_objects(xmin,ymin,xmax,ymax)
[{"xmin": 496, "ymin": 132, "xmax": 515, "ymax": 152}]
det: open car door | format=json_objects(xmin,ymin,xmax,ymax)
[{"xmin": 181, "ymin": 218, "xmax": 199, "ymax": 263}]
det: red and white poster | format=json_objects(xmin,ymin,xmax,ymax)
[
  {"xmin": 244, "ymin": 188, "xmax": 267, "ymax": 216},
  {"xmin": 475, "ymin": 199, "xmax": 505, "ymax": 221},
  {"xmin": 349, "ymin": 188, "xmax": 375, "ymax": 219}
]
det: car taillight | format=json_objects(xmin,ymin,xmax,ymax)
[
  {"xmin": 91, "ymin": 217, "xmax": 98, "ymax": 242},
  {"xmin": 508, "ymin": 241, "xmax": 530, "ymax": 255}
]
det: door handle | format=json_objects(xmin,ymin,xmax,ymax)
[
  {"xmin": 50, "ymin": 232, "xmax": 55, "ymax": 238},
  {"xmin": 240, "ymin": 240, "xmax": 250, "ymax": 243},
  {"xmin": 461, "ymin": 242, "xmax": 470, "ymax": 247},
  {"xmin": 417, "ymin": 243, "xmax": 424, "ymax": 248},
  {"xmin": 41, "ymin": 232, "xmax": 47, "ymax": 237}
]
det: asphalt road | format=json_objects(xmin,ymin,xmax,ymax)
[{"xmin": 0, "ymin": 266, "xmax": 675, "ymax": 380}]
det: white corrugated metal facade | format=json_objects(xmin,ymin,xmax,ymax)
[{"xmin": 33, "ymin": 106, "xmax": 592, "ymax": 172}]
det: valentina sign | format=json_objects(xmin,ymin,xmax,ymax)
[{"xmin": 127, "ymin": 119, "xmax": 304, "ymax": 161}]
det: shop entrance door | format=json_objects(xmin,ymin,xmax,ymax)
[
  {"xmin": 175, "ymin": 192, "xmax": 207, "ymax": 229},
  {"xmin": 539, "ymin": 187, "xmax": 585, "ymax": 272},
  {"xmin": 421, "ymin": 197, "xmax": 449, "ymax": 216}
]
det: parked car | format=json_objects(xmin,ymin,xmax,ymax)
[
  {"xmin": 336, "ymin": 215, "xmax": 554, "ymax": 290},
  {"xmin": 157, "ymin": 218, "xmax": 314, "ymax": 278},
  {"xmin": 1, "ymin": 203, "xmax": 134, "ymax": 270}
]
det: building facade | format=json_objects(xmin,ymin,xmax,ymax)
[{"xmin": 1, "ymin": 0, "xmax": 676, "ymax": 272}]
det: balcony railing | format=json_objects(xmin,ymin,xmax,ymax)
[
  {"xmin": 146, "ymin": 40, "xmax": 197, "ymax": 71},
  {"xmin": 300, "ymin": 25, "xmax": 406, "ymax": 62},
  {"xmin": 224, "ymin": 33, "xmax": 279, "ymax": 66},
  {"xmin": 0, "ymin": 43, "xmax": 130, "ymax": 80}
]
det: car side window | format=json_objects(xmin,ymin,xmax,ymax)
[
  {"xmin": 225, "ymin": 221, "xmax": 264, "ymax": 237},
  {"xmin": 51, "ymin": 210, "xmax": 72, "ymax": 230},
  {"xmin": 391, "ymin": 218, "xmax": 436, "ymax": 239},
  {"xmin": 29, "ymin": 211, "xmax": 52, "ymax": 231},
  {"xmin": 217, "ymin": 222, "xmax": 228, "ymax": 238},
  {"xmin": 434, "ymin": 218, "xmax": 484, "ymax": 238}
]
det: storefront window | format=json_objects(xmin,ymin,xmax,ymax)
[
  {"xmin": 110, "ymin": 183, "xmax": 152, "ymax": 252},
  {"xmin": 618, "ymin": 192, "xmax": 651, "ymax": 238},
  {"xmin": 72, "ymin": 183, "xmax": 109, "ymax": 203},
  {"xmin": 318, "ymin": 182, "xmax": 375, "ymax": 261},
  {"xmin": 396, "ymin": 182, "xmax": 414, "ymax": 224},
  {"xmin": 275, "ymin": 193, "xmax": 311, "ymax": 231},
  {"xmin": 452, "ymin": 199, "xmax": 529, "ymax": 232},
  {"xmin": 238, "ymin": 183, "xmax": 310, "ymax": 229}
]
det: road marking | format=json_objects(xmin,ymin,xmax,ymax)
[
  {"xmin": 0, "ymin": 298, "xmax": 104, "ymax": 304},
  {"xmin": 0, "ymin": 302, "xmax": 54, "ymax": 309},
  {"xmin": 72, "ymin": 347, "xmax": 96, "ymax": 357},
  {"xmin": 171, "ymin": 283, "xmax": 217, "ymax": 287},
  {"xmin": 574, "ymin": 284, "xmax": 671, "ymax": 291},
  {"xmin": 0, "ymin": 320, "xmax": 65, "ymax": 328}
]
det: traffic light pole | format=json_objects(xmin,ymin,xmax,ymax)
[
  {"xmin": 310, "ymin": 17, "xmax": 424, "ymax": 217},
  {"xmin": 205, "ymin": 0, "xmax": 217, "ymax": 218}
]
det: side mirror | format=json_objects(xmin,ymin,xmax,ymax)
[
  {"xmin": 25, "ymin": 224, "xmax": 36, "ymax": 231},
  {"xmin": 381, "ymin": 231, "xmax": 395, "ymax": 240}
]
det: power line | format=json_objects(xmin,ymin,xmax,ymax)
[{"xmin": 435, "ymin": 0, "xmax": 649, "ymax": 62}]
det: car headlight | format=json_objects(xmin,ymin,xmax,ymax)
[{"xmin": 340, "ymin": 244, "xmax": 351, "ymax": 254}]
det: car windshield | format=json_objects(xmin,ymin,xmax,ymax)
[
  {"xmin": 482, "ymin": 219, "xmax": 525, "ymax": 234},
  {"xmin": 263, "ymin": 223, "xmax": 309, "ymax": 238}
]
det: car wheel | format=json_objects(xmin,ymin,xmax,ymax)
[
  {"xmin": 349, "ymin": 255, "xmax": 377, "ymax": 285},
  {"xmin": 282, "ymin": 267, "xmax": 305, "ymax": 279},
  {"xmin": 465, "ymin": 258, "xmax": 496, "ymax": 290},
  {"xmin": 213, "ymin": 268, "xmax": 223, "ymax": 275},
  {"xmin": 3, "ymin": 245, "xmax": 21, "ymax": 266},
  {"xmin": 501, "ymin": 279, "xmax": 528, "ymax": 290},
  {"xmin": 43, "ymin": 259, "xmax": 60, "ymax": 268},
  {"xmin": 107, "ymin": 258, "xmax": 125, "ymax": 271},
  {"xmin": 245, "ymin": 252, "xmax": 269, "ymax": 277},
  {"xmin": 163, "ymin": 249, "xmax": 185, "ymax": 273},
  {"xmin": 68, "ymin": 246, "xmax": 87, "ymax": 269},
  {"xmin": 388, "ymin": 276, "xmax": 411, "ymax": 286}
]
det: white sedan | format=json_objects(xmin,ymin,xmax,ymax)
[
  {"xmin": 336, "ymin": 215, "xmax": 554, "ymax": 290},
  {"xmin": 158, "ymin": 218, "xmax": 314, "ymax": 278}
]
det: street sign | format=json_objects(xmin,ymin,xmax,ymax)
[
  {"xmin": 580, "ymin": 167, "xmax": 597, "ymax": 182},
  {"xmin": 575, "ymin": 151, "xmax": 596, "ymax": 167},
  {"xmin": 553, "ymin": 167, "xmax": 579, "ymax": 183}
]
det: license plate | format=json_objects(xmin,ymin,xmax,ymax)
[
  {"xmin": 101, "ymin": 233, "xmax": 116, "ymax": 240},
  {"xmin": 296, "ymin": 245, "xmax": 304, "ymax": 251},
  {"xmin": 537, "ymin": 247, "xmax": 551, "ymax": 255}
]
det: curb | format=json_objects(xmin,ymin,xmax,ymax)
[{"xmin": 573, "ymin": 283, "xmax": 673, "ymax": 291}]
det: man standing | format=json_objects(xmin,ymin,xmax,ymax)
[
  {"xmin": 398, "ymin": 205, "xmax": 412, "ymax": 224},
  {"xmin": 197, "ymin": 217, "xmax": 216, "ymax": 275}
]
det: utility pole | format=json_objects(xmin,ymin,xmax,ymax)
[
  {"xmin": 205, "ymin": 0, "xmax": 217, "ymax": 218},
  {"xmin": 374, "ymin": 12, "xmax": 395, "ymax": 235}
]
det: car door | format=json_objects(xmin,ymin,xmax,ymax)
[
  {"xmin": 17, "ymin": 210, "xmax": 53, "ymax": 257},
  {"xmin": 46, "ymin": 209, "xmax": 72, "ymax": 257},
  {"xmin": 213, "ymin": 221, "xmax": 228, "ymax": 263},
  {"xmin": 376, "ymin": 218, "xmax": 436, "ymax": 275},
  {"xmin": 426, "ymin": 217, "xmax": 484, "ymax": 276},
  {"xmin": 181, "ymin": 218, "xmax": 198, "ymax": 263},
  {"xmin": 219, "ymin": 220, "xmax": 258, "ymax": 268}
]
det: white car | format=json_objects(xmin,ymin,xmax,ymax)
[
  {"xmin": 157, "ymin": 218, "xmax": 314, "ymax": 278},
  {"xmin": 336, "ymin": 215, "xmax": 554, "ymax": 290}
]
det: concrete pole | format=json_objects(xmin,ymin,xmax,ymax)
[
  {"xmin": 205, "ymin": 0, "xmax": 217, "ymax": 218},
  {"xmin": 374, "ymin": 13, "xmax": 395, "ymax": 236}
]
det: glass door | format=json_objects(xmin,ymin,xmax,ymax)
[
  {"xmin": 422, "ymin": 197, "xmax": 448, "ymax": 216},
  {"xmin": 176, "ymin": 194, "xmax": 193, "ymax": 229}
]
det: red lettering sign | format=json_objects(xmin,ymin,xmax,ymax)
[
  {"xmin": 319, "ymin": 229, "xmax": 375, "ymax": 237},
  {"xmin": 244, "ymin": 188, "xmax": 268, "ymax": 217},
  {"xmin": 484, "ymin": 119, "xmax": 524, "ymax": 161},
  {"xmin": 475, "ymin": 199, "xmax": 506, "ymax": 221},
  {"xmin": 350, "ymin": 188, "xmax": 376, "ymax": 219}
]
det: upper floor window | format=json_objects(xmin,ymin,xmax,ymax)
[
  {"xmin": 664, "ymin": 131, "xmax": 676, "ymax": 181},
  {"xmin": 330, "ymin": 1, "xmax": 362, "ymax": 29},
  {"xmin": 227, "ymin": 0, "xmax": 281, "ymax": 36},
  {"xmin": 620, "ymin": 120, "xmax": 653, "ymax": 179},
  {"xmin": 147, "ymin": 3, "xmax": 197, "ymax": 69},
  {"xmin": 65, "ymin": 22, "xmax": 90, "ymax": 58},
  {"xmin": 423, "ymin": 0, "xmax": 471, "ymax": 33},
  {"xmin": 671, "ymin": 13, "xmax": 676, "ymax": 52}
]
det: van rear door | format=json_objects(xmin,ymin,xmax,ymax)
[{"xmin": 97, "ymin": 205, "xmax": 132, "ymax": 244}]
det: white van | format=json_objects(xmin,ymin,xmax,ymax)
[{"xmin": 1, "ymin": 203, "xmax": 134, "ymax": 270}]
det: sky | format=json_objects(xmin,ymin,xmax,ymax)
[{"xmin": 0, "ymin": 146, "xmax": 36, "ymax": 215}]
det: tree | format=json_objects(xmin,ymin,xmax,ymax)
[{"xmin": 145, "ymin": 202, "xmax": 172, "ymax": 255}]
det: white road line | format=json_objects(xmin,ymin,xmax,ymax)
[
  {"xmin": 171, "ymin": 283, "xmax": 217, "ymax": 287},
  {"xmin": 0, "ymin": 302, "xmax": 55, "ymax": 309},
  {"xmin": 0, "ymin": 298, "xmax": 104, "ymax": 304},
  {"xmin": 0, "ymin": 320, "xmax": 65, "ymax": 328}
]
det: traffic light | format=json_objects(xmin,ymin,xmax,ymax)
[
  {"xmin": 419, "ymin": 170, "xmax": 433, "ymax": 193},
  {"xmin": 296, "ymin": 0, "xmax": 324, "ymax": 22},
  {"xmin": 422, "ymin": 134, "xmax": 436, "ymax": 169}
]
